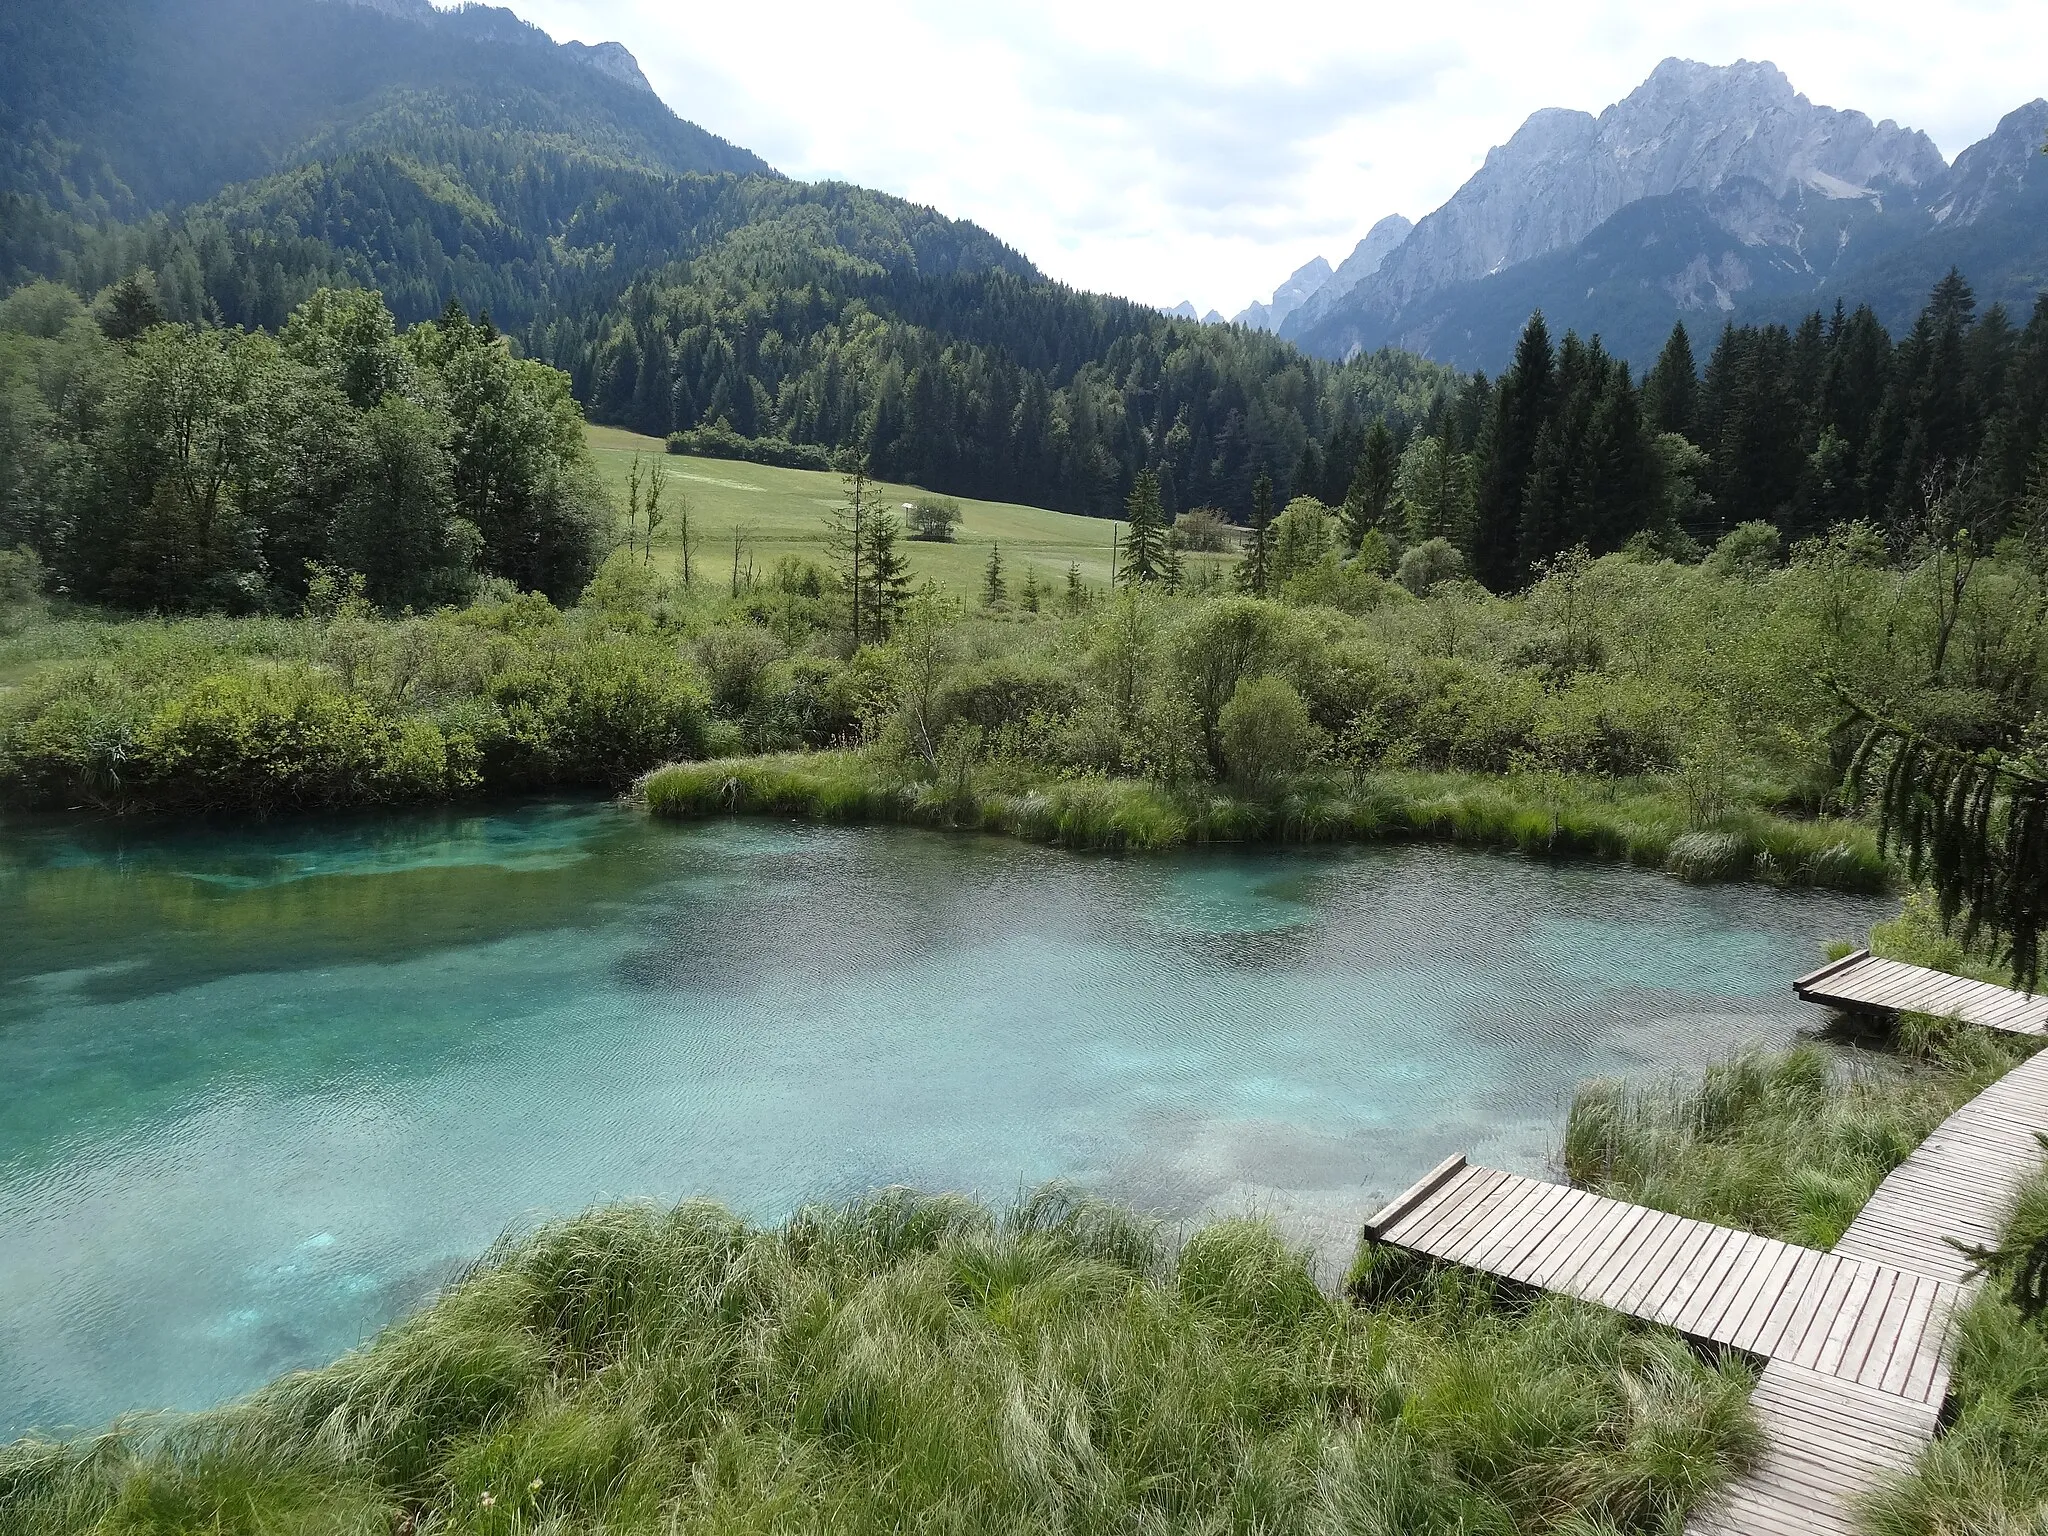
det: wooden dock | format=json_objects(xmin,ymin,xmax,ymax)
[
  {"xmin": 1796, "ymin": 948, "xmax": 2048, "ymax": 1035},
  {"xmin": 1361, "ymin": 980, "xmax": 2048, "ymax": 1535}
]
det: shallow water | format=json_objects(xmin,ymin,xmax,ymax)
[{"xmin": 0, "ymin": 802, "xmax": 1888, "ymax": 1438}]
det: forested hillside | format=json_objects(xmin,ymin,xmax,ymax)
[
  {"xmin": 2, "ymin": 0, "xmax": 1458, "ymax": 524},
  {"xmin": 0, "ymin": 0, "xmax": 766, "ymax": 218}
]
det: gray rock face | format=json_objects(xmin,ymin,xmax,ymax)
[
  {"xmin": 1932, "ymin": 99, "xmax": 2048, "ymax": 226},
  {"xmin": 1352, "ymin": 58, "xmax": 1946, "ymax": 320},
  {"xmin": 325, "ymin": 0, "xmax": 656, "ymax": 96},
  {"xmin": 1279, "ymin": 214, "xmax": 1412, "ymax": 337},
  {"xmin": 1232, "ymin": 255, "xmax": 1333, "ymax": 330},
  {"xmin": 561, "ymin": 40, "xmax": 655, "ymax": 95}
]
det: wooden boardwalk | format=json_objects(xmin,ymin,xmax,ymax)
[
  {"xmin": 1361, "ymin": 980, "xmax": 2048, "ymax": 1535},
  {"xmin": 1364, "ymin": 1159, "xmax": 1958, "ymax": 1403},
  {"xmin": 1796, "ymin": 948, "xmax": 2048, "ymax": 1035}
]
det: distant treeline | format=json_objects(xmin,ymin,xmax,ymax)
[{"xmin": 1346, "ymin": 274, "xmax": 2048, "ymax": 589}]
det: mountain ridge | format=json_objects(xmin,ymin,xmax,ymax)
[{"xmin": 1235, "ymin": 60, "xmax": 2044, "ymax": 371}]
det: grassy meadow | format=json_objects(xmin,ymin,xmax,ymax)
[{"xmin": 585, "ymin": 427, "xmax": 1238, "ymax": 599}]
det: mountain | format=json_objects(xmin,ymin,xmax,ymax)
[
  {"xmin": 1233, "ymin": 255, "xmax": 1332, "ymax": 331},
  {"xmin": 0, "ymin": 0, "xmax": 1456, "ymax": 524},
  {"xmin": 1284, "ymin": 60, "xmax": 2047, "ymax": 371},
  {"xmin": 1275, "ymin": 215, "xmax": 1413, "ymax": 336},
  {"xmin": 0, "ymin": 0, "xmax": 767, "ymax": 221}
]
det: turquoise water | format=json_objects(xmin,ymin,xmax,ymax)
[{"xmin": 0, "ymin": 802, "xmax": 1889, "ymax": 1438}]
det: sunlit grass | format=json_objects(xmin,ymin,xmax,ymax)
[
  {"xmin": 0, "ymin": 1187, "xmax": 1760, "ymax": 1536},
  {"xmin": 587, "ymin": 425, "xmax": 1236, "ymax": 600}
]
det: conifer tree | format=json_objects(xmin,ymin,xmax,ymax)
[
  {"xmin": 859, "ymin": 508, "xmax": 912, "ymax": 636},
  {"xmin": 826, "ymin": 449, "xmax": 875, "ymax": 644},
  {"xmin": 1121, "ymin": 470, "xmax": 1166, "ymax": 584},
  {"xmin": 1237, "ymin": 474, "xmax": 1273, "ymax": 596},
  {"xmin": 1162, "ymin": 527, "xmax": 1185, "ymax": 593},
  {"xmin": 1642, "ymin": 323, "xmax": 1699, "ymax": 441},
  {"xmin": 982, "ymin": 542, "xmax": 1006, "ymax": 606},
  {"xmin": 1473, "ymin": 313, "xmax": 1555, "ymax": 590},
  {"xmin": 1343, "ymin": 419, "xmax": 1398, "ymax": 552}
]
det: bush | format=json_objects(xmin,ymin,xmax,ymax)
[
  {"xmin": 1395, "ymin": 537, "xmax": 1466, "ymax": 594},
  {"xmin": 694, "ymin": 624, "xmax": 783, "ymax": 716},
  {"xmin": 665, "ymin": 422, "xmax": 830, "ymax": 470},
  {"xmin": 482, "ymin": 643, "xmax": 709, "ymax": 789},
  {"xmin": 136, "ymin": 667, "xmax": 473, "ymax": 812},
  {"xmin": 905, "ymin": 496, "xmax": 961, "ymax": 542},
  {"xmin": 1174, "ymin": 507, "xmax": 1232, "ymax": 552},
  {"xmin": 1219, "ymin": 675, "xmax": 1324, "ymax": 790}
]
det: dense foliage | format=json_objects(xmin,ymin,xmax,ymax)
[
  {"xmin": 0, "ymin": 1187, "xmax": 1758, "ymax": 1536},
  {"xmin": 1363, "ymin": 276, "xmax": 2048, "ymax": 592},
  {"xmin": 0, "ymin": 586, "xmax": 709, "ymax": 813},
  {"xmin": 0, "ymin": 284, "xmax": 609, "ymax": 611}
]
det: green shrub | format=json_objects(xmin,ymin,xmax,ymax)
[
  {"xmin": 1219, "ymin": 675, "xmax": 1324, "ymax": 790},
  {"xmin": 133, "ymin": 668, "xmax": 471, "ymax": 812}
]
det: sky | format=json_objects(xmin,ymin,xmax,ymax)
[{"xmin": 510, "ymin": 0, "xmax": 2048, "ymax": 318}]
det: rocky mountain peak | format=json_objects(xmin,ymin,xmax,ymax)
[
  {"xmin": 1347, "ymin": 58, "xmax": 1949, "ymax": 319},
  {"xmin": 1233, "ymin": 255, "xmax": 1334, "ymax": 330},
  {"xmin": 560, "ymin": 40, "xmax": 654, "ymax": 95},
  {"xmin": 325, "ymin": 0, "xmax": 655, "ymax": 96},
  {"xmin": 1933, "ymin": 99, "xmax": 2048, "ymax": 225}
]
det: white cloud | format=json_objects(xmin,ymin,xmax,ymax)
[{"xmin": 511, "ymin": 0, "xmax": 2048, "ymax": 316}]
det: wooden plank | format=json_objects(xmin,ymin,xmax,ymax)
[
  {"xmin": 1461, "ymin": 1177, "xmax": 1576, "ymax": 1276},
  {"xmin": 1619, "ymin": 1217, "xmax": 1718, "ymax": 1318},
  {"xmin": 1377, "ymin": 1163, "xmax": 1490, "ymax": 1246},
  {"xmin": 1831, "ymin": 1265, "xmax": 1907, "ymax": 1382},
  {"xmin": 1580, "ymin": 1203, "xmax": 1684, "ymax": 1311},
  {"xmin": 1549, "ymin": 1200, "xmax": 1657, "ymax": 1297},
  {"xmin": 1795, "ymin": 948, "xmax": 1870, "ymax": 991},
  {"xmin": 1363, "ymin": 1153, "xmax": 1468, "ymax": 1238},
  {"xmin": 1384, "ymin": 1166, "xmax": 1506, "ymax": 1249},
  {"xmin": 1422, "ymin": 1171, "xmax": 1524, "ymax": 1257},
  {"xmin": 1715, "ymin": 1240, "xmax": 1804, "ymax": 1349},
  {"xmin": 1639, "ymin": 1221, "xmax": 1737, "ymax": 1321}
]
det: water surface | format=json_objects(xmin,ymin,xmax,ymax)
[{"xmin": 0, "ymin": 802, "xmax": 1889, "ymax": 1437}]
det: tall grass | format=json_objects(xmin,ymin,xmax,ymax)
[
  {"xmin": 0, "ymin": 1188, "xmax": 1759, "ymax": 1536},
  {"xmin": 1562, "ymin": 1034, "xmax": 2035, "ymax": 1249},
  {"xmin": 641, "ymin": 753, "xmax": 1889, "ymax": 891}
]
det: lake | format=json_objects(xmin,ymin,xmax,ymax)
[{"xmin": 0, "ymin": 801, "xmax": 1890, "ymax": 1438}]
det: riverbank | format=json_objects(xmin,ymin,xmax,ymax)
[
  {"xmin": 641, "ymin": 751, "xmax": 1889, "ymax": 892},
  {"xmin": 7, "ymin": 1015, "xmax": 2041, "ymax": 1536}
]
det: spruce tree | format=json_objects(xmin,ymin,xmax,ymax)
[
  {"xmin": 1237, "ymin": 474, "xmax": 1273, "ymax": 596},
  {"xmin": 982, "ymin": 542, "xmax": 1006, "ymax": 606},
  {"xmin": 1121, "ymin": 470, "xmax": 1166, "ymax": 584},
  {"xmin": 1643, "ymin": 323, "xmax": 1699, "ymax": 441},
  {"xmin": 859, "ymin": 508, "xmax": 912, "ymax": 637},
  {"xmin": 1343, "ymin": 419, "xmax": 1398, "ymax": 551},
  {"xmin": 1473, "ymin": 313, "xmax": 1555, "ymax": 590}
]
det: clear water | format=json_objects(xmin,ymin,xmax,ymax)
[{"xmin": 0, "ymin": 801, "xmax": 1889, "ymax": 1439}]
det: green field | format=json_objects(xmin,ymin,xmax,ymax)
[{"xmin": 586, "ymin": 427, "xmax": 1235, "ymax": 599}]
